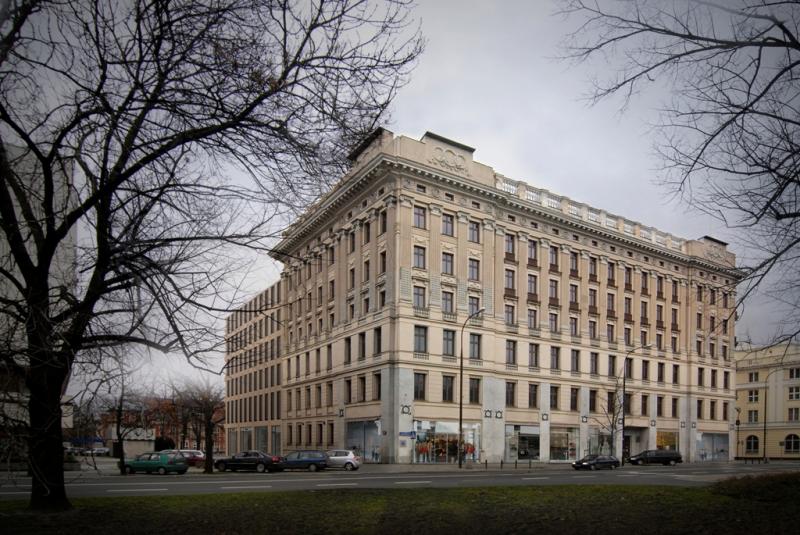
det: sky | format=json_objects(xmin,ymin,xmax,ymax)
[{"xmin": 157, "ymin": 0, "xmax": 781, "ymax": 388}]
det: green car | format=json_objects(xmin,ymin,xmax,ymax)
[{"xmin": 124, "ymin": 452, "xmax": 188, "ymax": 475}]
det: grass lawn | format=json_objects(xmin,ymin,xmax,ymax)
[{"xmin": 2, "ymin": 473, "xmax": 799, "ymax": 534}]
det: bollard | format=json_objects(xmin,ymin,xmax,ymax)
[
  {"xmin": 514, "ymin": 460, "xmax": 518, "ymax": 469},
  {"xmin": 484, "ymin": 459, "xmax": 488, "ymax": 470},
  {"xmin": 500, "ymin": 459, "xmax": 503, "ymax": 470},
  {"xmin": 528, "ymin": 459, "xmax": 532, "ymax": 472}
]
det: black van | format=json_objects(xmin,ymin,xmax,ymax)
[{"xmin": 628, "ymin": 449, "xmax": 683, "ymax": 466}]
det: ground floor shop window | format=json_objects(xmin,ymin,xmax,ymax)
[
  {"xmin": 657, "ymin": 431, "xmax": 678, "ymax": 451},
  {"xmin": 587, "ymin": 429, "xmax": 613, "ymax": 456},
  {"xmin": 785, "ymin": 434, "xmax": 800, "ymax": 454},
  {"xmin": 346, "ymin": 420, "xmax": 381, "ymax": 462},
  {"xmin": 696, "ymin": 432, "xmax": 729, "ymax": 461},
  {"xmin": 550, "ymin": 427, "xmax": 579, "ymax": 461},
  {"xmin": 255, "ymin": 427, "xmax": 268, "ymax": 453},
  {"xmin": 745, "ymin": 435, "xmax": 759, "ymax": 454},
  {"xmin": 239, "ymin": 427, "xmax": 253, "ymax": 451},
  {"xmin": 505, "ymin": 425, "xmax": 540, "ymax": 461},
  {"xmin": 413, "ymin": 420, "xmax": 480, "ymax": 463},
  {"xmin": 271, "ymin": 426, "xmax": 282, "ymax": 455}
]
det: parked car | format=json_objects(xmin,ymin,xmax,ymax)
[
  {"xmin": 162, "ymin": 449, "xmax": 205, "ymax": 467},
  {"xmin": 281, "ymin": 450, "xmax": 328, "ymax": 472},
  {"xmin": 572, "ymin": 454, "xmax": 620, "ymax": 470},
  {"xmin": 628, "ymin": 449, "xmax": 683, "ymax": 466},
  {"xmin": 214, "ymin": 450, "xmax": 284, "ymax": 473},
  {"xmin": 89, "ymin": 447, "xmax": 110, "ymax": 456},
  {"xmin": 325, "ymin": 449, "xmax": 361, "ymax": 471},
  {"xmin": 124, "ymin": 452, "xmax": 188, "ymax": 474}
]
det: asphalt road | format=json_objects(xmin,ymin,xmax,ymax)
[{"xmin": 2, "ymin": 462, "xmax": 798, "ymax": 500}]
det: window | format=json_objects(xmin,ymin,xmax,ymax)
[
  {"xmin": 569, "ymin": 284, "xmax": 578, "ymax": 304},
  {"xmin": 790, "ymin": 368, "xmax": 800, "ymax": 379},
  {"xmin": 414, "ymin": 373, "xmax": 426, "ymax": 400},
  {"xmin": 748, "ymin": 390, "xmax": 759, "ymax": 403},
  {"xmin": 673, "ymin": 364, "xmax": 680, "ymax": 385},
  {"xmin": 469, "ymin": 378, "xmax": 481, "ymax": 404},
  {"xmin": 624, "ymin": 357, "xmax": 633, "ymax": 379},
  {"xmin": 413, "ymin": 206, "xmax": 426, "ymax": 228},
  {"xmin": 697, "ymin": 367, "xmax": 704, "ymax": 386},
  {"xmin": 570, "ymin": 387, "xmax": 579, "ymax": 411},
  {"xmin": 379, "ymin": 210, "xmax": 387, "ymax": 234},
  {"xmin": 505, "ymin": 234, "xmax": 515, "ymax": 256},
  {"xmin": 744, "ymin": 435, "xmax": 761, "ymax": 454},
  {"xmin": 710, "ymin": 369, "xmax": 717, "ymax": 388},
  {"xmin": 469, "ymin": 333, "xmax": 482, "ymax": 359},
  {"xmin": 549, "ymin": 279, "xmax": 559, "ymax": 299},
  {"xmin": 358, "ymin": 332, "xmax": 366, "ymax": 360},
  {"xmin": 528, "ymin": 240, "xmax": 538, "ymax": 263},
  {"xmin": 785, "ymin": 434, "xmax": 800, "ymax": 453},
  {"xmin": 468, "ymin": 221, "xmax": 481, "ymax": 243},
  {"xmin": 550, "ymin": 346, "xmax": 561, "ymax": 370},
  {"xmin": 748, "ymin": 410, "xmax": 758, "ymax": 423},
  {"xmin": 656, "ymin": 396, "xmax": 664, "ymax": 417},
  {"xmin": 413, "ymin": 326, "xmax": 428, "ymax": 353},
  {"xmin": 724, "ymin": 371, "xmax": 730, "ymax": 390},
  {"xmin": 570, "ymin": 349, "xmax": 580, "ymax": 372},
  {"xmin": 528, "ymin": 384, "xmax": 539, "ymax": 408},
  {"xmin": 442, "ymin": 375, "xmax": 454, "ymax": 402},
  {"xmin": 570, "ymin": 317, "xmax": 579, "ymax": 336},
  {"xmin": 788, "ymin": 408, "xmax": 799, "ymax": 422},
  {"xmin": 641, "ymin": 271, "xmax": 649, "ymax": 292},
  {"xmin": 608, "ymin": 355, "xmax": 617, "ymax": 377},
  {"xmin": 443, "ymin": 330, "xmax": 456, "ymax": 356},
  {"xmin": 549, "ymin": 312, "xmax": 558, "ymax": 332},
  {"xmin": 527, "ymin": 274, "xmax": 538, "ymax": 294},
  {"xmin": 505, "ymin": 304, "xmax": 515, "ymax": 325},
  {"xmin": 468, "ymin": 258, "xmax": 480, "ymax": 280},
  {"xmin": 789, "ymin": 386, "xmax": 800, "ymax": 401},
  {"xmin": 442, "ymin": 252, "xmax": 454, "ymax": 275},
  {"xmin": 468, "ymin": 296, "xmax": 481, "ymax": 315},
  {"xmin": 590, "ymin": 352, "xmax": 599, "ymax": 375},
  {"xmin": 413, "ymin": 246, "xmax": 426, "ymax": 269},
  {"xmin": 589, "ymin": 257, "xmax": 598, "ymax": 279},
  {"xmin": 588, "ymin": 320, "xmax": 597, "ymax": 339},
  {"xmin": 658, "ymin": 362, "xmax": 665, "ymax": 383},
  {"xmin": 550, "ymin": 386, "xmax": 559, "ymax": 409},
  {"xmin": 363, "ymin": 260, "xmax": 370, "ymax": 281},
  {"xmin": 506, "ymin": 340, "xmax": 517, "ymax": 364},
  {"xmin": 608, "ymin": 262, "xmax": 616, "ymax": 284},
  {"xmin": 641, "ymin": 394, "xmax": 649, "ymax": 416},
  {"xmin": 349, "ymin": 231, "xmax": 356, "ymax": 253},
  {"xmin": 641, "ymin": 360, "xmax": 650, "ymax": 381},
  {"xmin": 374, "ymin": 327, "xmax": 382, "ymax": 355},
  {"xmin": 528, "ymin": 344, "xmax": 540, "ymax": 368},
  {"xmin": 748, "ymin": 372, "xmax": 759, "ymax": 382},
  {"xmin": 349, "ymin": 268, "xmax": 356, "ymax": 289},
  {"xmin": 505, "ymin": 269, "xmax": 516, "ymax": 290},
  {"xmin": 506, "ymin": 382, "xmax": 516, "ymax": 407},
  {"xmin": 589, "ymin": 390, "xmax": 597, "ymax": 412},
  {"xmin": 442, "ymin": 213, "xmax": 454, "ymax": 236},
  {"xmin": 442, "ymin": 291, "xmax": 454, "ymax": 314},
  {"xmin": 671, "ymin": 397, "xmax": 678, "ymax": 418},
  {"xmin": 527, "ymin": 309, "xmax": 538, "ymax": 329},
  {"xmin": 413, "ymin": 286, "xmax": 426, "ymax": 308},
  {"xmin": 569, "ymin": 251, "xmax": 579, "ymax": 274},
  {"xmin": 363, "ymin": 222, "xmax": 371, "ymax": 244},
  {"xmin": 344, "ymin": 337, "xmax": 352, "ymax": 364},
  {"xmin": 549, "ymin": 246, "xmax": 559, "ymax": 269},
  {"xmin": 358, "ymin": 376, "xmax": 366, "ymax": 402}
]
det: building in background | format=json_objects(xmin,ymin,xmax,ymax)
[
  {"xmin": 734, "ymin": 343, "xmax": 800, "ymax": 460},
  {"xmin": 225, "ymin": 129, "xmax": 741, "ymax": 463}
]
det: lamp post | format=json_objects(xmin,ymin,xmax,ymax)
[
  {"xmin": 620, "ymin": 344, "xmax": 651, "ymax": 467},
  {"xmin": 735, "ymin": 407, "xmax": 741, "ymax": 459},
  {"xmin": 459, "ymin": 307, "xmax": 484, "ymax": 469},
  {"xmin": 762, "ymin": 366, "xmax": 781, "ymax": 463}
]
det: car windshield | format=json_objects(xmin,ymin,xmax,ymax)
[{"xmin": 579, "ymin": 455, "xmax": 598, "ymax": 461}]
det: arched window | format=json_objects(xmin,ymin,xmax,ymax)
[
  {"xmin": 745, "ymin": 435, "xmax": 759, "ymax": 454},
  {"xmin": 785, "ymin": 434, "xmax": 800, "ymax": 454}
]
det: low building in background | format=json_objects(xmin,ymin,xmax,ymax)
[
  {"xmin": 225, "ymin": 129, "xmax": 741, "ymax": 463},
  {"xmin": 734, "ymin": 343, "xmax": 800, "ymax": 460}
]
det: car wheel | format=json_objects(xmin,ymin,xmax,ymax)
[
  {"xmin": 344, "ymin": 462, "xmax": 355, "ymax": 471},
  {"xmin": 590, "ymin": 464, "xmax": 597, "ymax": 471},
  {"xmin": 158, "ymin": 467, "xmax": 167, "ymax": 475},
  {"xmin": 217, "ymin": 462, "xmax": 226, "ymax": 472},
  {"xmin": 308, "ymin": 464, "xmax": 318, "ymax": 472},
  {"xmin": 124, "ymin": 466, "xmax": 134, "ymax": 474},
  {"xmin": 256, "ymin": 463, "xmax": 266, "ymax": 473},
  {"xmin": 669, "ymin": 460, "xmax": 677, "ymax": 466}
]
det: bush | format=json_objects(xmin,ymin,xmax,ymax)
[{"xmin": 711, "ymin": 472, "xmax": 800, "ymax": 502}]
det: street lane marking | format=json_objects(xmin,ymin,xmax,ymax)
[
  {"xmin": 615, "ymin": 474, "xmax": 637, "ymax": 477},
  {"xmin": 316, "ymin": 483, "xmax": 357, "ymax": 487},
  {"xmin": 221, "ymin": 485, "xmax": 273, "ymax": 490},
  {"xmin": 0, "ymin": 491, "xmax": 29, "ymax": 495},
  {"xmin": 522, "ymin": 477, "xmax": 549, "ymax": 480},
  {"xmin": 107, "ymin": 488, "xmax": 167, "ymax": 492},
  {"xmin": 394, "ymin": 481, "xmax": 431, "ymax": 485},
  {"xmin": 571, "ymin": 475, "xmax": 596, "ymax": 478}
]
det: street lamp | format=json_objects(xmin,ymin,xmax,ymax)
[
  {"xmin": 620, "ymin": 344, "xmax": 651, "ymax": 467},
  {"xmin": 762, "ymin": 366, "xmax": 782, "ymax": 463},
  {"xmin": 459, "ymin": 307, "xmax": 484, "ymax": 469},
  {"xmin": 735, "ymin": 407, "xmax": 741, "ymax": 459}
]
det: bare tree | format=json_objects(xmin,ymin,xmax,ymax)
[
  {"xmin": 591, "ymin": 376, "xmax": 630, "ymax": 460},
  {"xmin": 0, "ymin": 0, "xmax": 423, "ymax": 510},
  {"xmin": 560, "ymin": 0, "xmax": 800, "ymax": 342},
  {"xmin": 177, "ymin": 380, "xmax": 224, "ymax": 474}
]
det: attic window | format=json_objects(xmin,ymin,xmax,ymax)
[
  {"xmin": 417, "ymin": 184, "xmax": 426, "ymax": 193},
  {"xmin": 472, "ymin": 201, "xmax": 481, "ymax": 209},
  {"xmin": 508, "ymin": 215, "xmax": 516, "ymax": 222},
  {"xmin": 445, "ymin": 192, "xmax": 454, "ymax": 201},
  {"xmin": 591, "ymin": 240, "xmax": 598, "ymax": 247}
]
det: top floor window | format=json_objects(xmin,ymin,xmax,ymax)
[
  {"xmin": 528, "ymin": 240, "xmax": 538, "ymax": 263},
  {"xmin": 468, "ymin": 221, "xmax": 481, "ymax": 243},
  {"xmin": 413, "ymin": 206, "xmax": 426, "ymax": 229}
]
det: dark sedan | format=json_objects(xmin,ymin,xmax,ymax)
[
  {"xmin": 281, "ymin": 450, "xmax": 328, "ymax": 472},
  {"xmin": 214, "ymin": 450, "xmax": 284, "ymax": 473},
  {"xmin": 572, "ymin": 454, "xmax": 620, "ymax": 470}
]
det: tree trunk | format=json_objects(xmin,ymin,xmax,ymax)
[
  {"xmin": 27, "ymin": 365, "xmax": 71, "ymax": 511},
  {"xmin": 203, "ymin": 418, "xmax": 215, "ymax": 474}
]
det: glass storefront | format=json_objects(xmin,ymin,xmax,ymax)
[
  {"xmin": 271, "ymin": 426, "xmax": 282, "ymax": 455},
  {"xmin": 657, "ymin": 431, "xmax": 678, "ymax": 451},
  {"xmin": 240, "ymin": 427, "xmax": 253, "ymax": 451},
  {"xmin": 587, "ymin": 428, "xmax": 614, "ymax": 456},
  {"xmin": 227, "ymin": 429, "xmax": 238, "ymax": 455},
  {"xmin": 413, "ymin": 420, "xmax": 481, "ymax": 463},
  {"xmin": 550, "ymin": 427, "xmax": 580, "ymax": 461},
  {"xmin": 346, "ymin": 420, "xmax": 382, "ymax": 463},
  {"xmin": 504, "ymin": 425, "xmax": 540, "ymax": 461},
  {"xmin": 696, "ymin": 432, "xmax": 729, "ymax": 461},
  {"xmin": 255, "ymin": 426, "xmax": 268, "ymax": 453}
]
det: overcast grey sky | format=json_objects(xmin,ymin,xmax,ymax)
[{"xmin": 155, "ymin": 0, "xmax": 781, "ymax": 388}]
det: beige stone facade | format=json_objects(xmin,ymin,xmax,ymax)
[
  {"xmin": 735, "ymin": 344, "xmax": 800, "ymax": 459},
  {"xmin": 224, "ymin": 129, "xmax": 740, "ymax": 463}
]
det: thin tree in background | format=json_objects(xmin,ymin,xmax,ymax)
[
  {"xmin": 560, "ymin": 0, "xmax": 800, "ymax": 342},
  {"xmin": 0, "ymin": 0, "xmax": 423, "ymax": 510}
]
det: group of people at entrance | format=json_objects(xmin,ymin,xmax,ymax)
[{"xmin": 415, "ymin": 439, "xmax": 476, "ymax": 463}]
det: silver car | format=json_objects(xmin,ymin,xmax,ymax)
[{"xmin": 325, "ymin": 449, "xmax": 361, "ymax": 470}]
